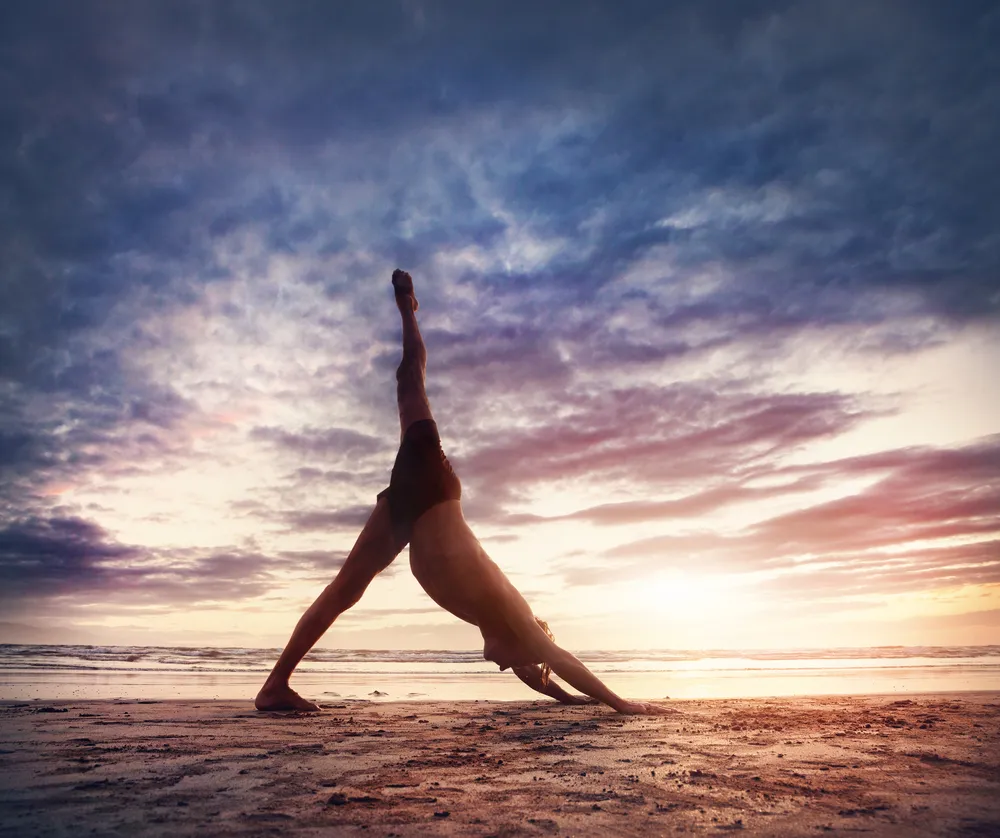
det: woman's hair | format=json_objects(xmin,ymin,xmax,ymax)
[{"xmin": 535, "ymin": 617, "xmax": 555, "ymax": 687}]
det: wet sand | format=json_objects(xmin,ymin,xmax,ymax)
[{"xmin": 1, "ymin": 694, "xmax": 998, "ymax": 836}]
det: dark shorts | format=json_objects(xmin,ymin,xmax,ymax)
[{"xmin": 377, "ymin": 419, "xmax": 461, "ymax": 549}]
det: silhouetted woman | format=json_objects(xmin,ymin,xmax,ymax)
[{"xmin": 256, "ymin": 271, "xmax": 671, "ymax": 715}]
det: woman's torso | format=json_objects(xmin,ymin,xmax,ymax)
[{"xmin": 407, "ymin": 501, "xmax": 517, "ymax": 628}]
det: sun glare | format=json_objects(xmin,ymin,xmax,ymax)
[{"xmin": 632, "ymin": 570, "xmax": 744, "ymax": 623}]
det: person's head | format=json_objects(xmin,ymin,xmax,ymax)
[
  {"xmin": 482, "ymin": 632, "xmax": 521, "ymax": 670},
  {"xmin": 482, "ymin": 617, "xmax": 555, "ymax": 680}
]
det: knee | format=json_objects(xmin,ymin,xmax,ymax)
[
  {"xmin": 396, "ymin": 353, "xmax": 426, "ymax": 386},
  {"xmin": 328, "ymin": 574, "xmax": 366, "ymax": 611}
]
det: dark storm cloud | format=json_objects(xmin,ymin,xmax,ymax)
[
  {"xmin": 7, "ymin": 0, "xmax": 994, "ymax": 330},
  {"xmin": 0, "ymin": 513, "xmax": 361, "ymax": 611},
  {"xmin": 5, "ymin": 0, "xmax": 996, "ymax": 363},
  {"xmin": 0, "ymin": 516, "xmax": 138, "ymax": 598},
  {"xmin": 493, "ymin": 1, "xmax": 1000, "ymax": 321}
]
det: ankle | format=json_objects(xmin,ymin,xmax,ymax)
[{"xmin": 260, "ymin": 673, "xmax": 289, "ymax": 692}]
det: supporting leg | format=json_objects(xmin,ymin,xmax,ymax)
[
  {"xmin": 255, "ymin": 269, "xmax": 421, "ymax": 711},
  {"xmin": 255, "ymin": 494, "xmax": 402, "ymax": 711}
]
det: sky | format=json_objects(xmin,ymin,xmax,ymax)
[{"xmin": 1, "ymin": 0, "xmax": 998, "ymax": 652}]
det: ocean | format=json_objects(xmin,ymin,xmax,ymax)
[{"xmin": 2, "ymin": 644, "xmax": 998, "ymax": 703}]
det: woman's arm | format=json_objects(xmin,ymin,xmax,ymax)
[
  {"xmin": 513, "ymin": 617, "xmax": 672, "ymax": 715},
  {"xmin": 491, "ymin": 567, "xmax": 672, "ymax": 715},
  {"xmin": 511, "ymin": 665, "xmax": 596, "ymax": 705}
]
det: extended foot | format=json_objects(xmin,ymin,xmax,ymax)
[
  {"xmin": 254, "ymin": 682, "xmax": 321, "ymax": 712},
  {"xmin": 392, "ymin": 268, "xmax": 418, "ymax": 311}
]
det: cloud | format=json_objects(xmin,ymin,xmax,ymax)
[
  {"xmin": 755, "ymin": 540, "xmax": 1000, "ymax": 601},
  {"xmin": 559, "ymin": 435, "xmax": 1000, "ymax": 598},
  {"xmin": 0, "ymin": 514, "xmax": 368, "ymax": 613},
  {"xmin": 280, "ymin": 507, "xmax": 377, "ymax": 534},
  {"xmin": 0, "ymin": 516, "xmax": 138, "ymax": 599},
  {"xmin": 0, "ymin": 374, "xmax": 212, "ymax": 524},
  {"xmin": 453, "ymin": 385, "xmax": 872, "ymax": 519},
  {"xmin": 2, "ymin": 1, "xmax": 997, "ymax": 640},
  {"xmin": 251, "ymin": 425, "xmax": 386, "ymax": 464},
  {"xmin": 519, "ymin": 476, "xmax": 823, "ymax": 527},
  {"xmin": 733, "ymin": 436, "xmax": 1000, "ymax": 557}
]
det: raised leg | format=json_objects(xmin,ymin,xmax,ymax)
[
  {"xmin": 392, "ymin": 269, "xmax": 434, "ymax": 437},
  {"xmin": 255, "ymin": 494, "xmax": 403, "ymax": 711}
]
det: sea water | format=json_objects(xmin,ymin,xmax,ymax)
[{"xmin": 1, "ymin": 644, "xmax": 998, "ymax": 702}]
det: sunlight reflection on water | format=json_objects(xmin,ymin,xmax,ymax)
[{"xmin": 3, "ymin": 662, "xmax": 998, "ymax": 702}]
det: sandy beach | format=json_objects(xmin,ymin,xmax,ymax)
[{"xmin": 1, "ymin": 694, "xmax": 998, "ymax": 837}]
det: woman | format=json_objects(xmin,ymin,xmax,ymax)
[{"xmin": 255, "ymin": 271, "xmax": 671, "ymax": 715}]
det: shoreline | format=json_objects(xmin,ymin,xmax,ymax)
[
  {"xmin": 5, "ymin": 665, "xmax": 998, "ymax": 703},
  {"xmin": 3, "ymin": 687, "xmax": 1000, "ymax": 705},
  {"xmin": 2, "ymin": 694, "xmax": 998, "ymax": 835}
]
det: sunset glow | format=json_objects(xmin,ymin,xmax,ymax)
[{"xmin": 1, "ymin": 2, "xmax": 997, "ymax": 655}]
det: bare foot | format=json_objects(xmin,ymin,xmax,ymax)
[
  {"xmin": 254, "ymin": 683, "xmax": 321, "ymax": 712},
  {"xmin": 392, "ymin": 268, "xmax": 418, "ymax": 311}
]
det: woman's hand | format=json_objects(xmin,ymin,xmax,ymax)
[
  {"xmin": 617, "ymin": 700, "xmax": 675, "ymax": 716},
  {"xmin": 560, "ymin": 694, "xmax": 600, "ymax": 706}
]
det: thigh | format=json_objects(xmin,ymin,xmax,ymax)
[{"xmin": 333, "ymin": 494, "xmax": 406, "ymax": 601}]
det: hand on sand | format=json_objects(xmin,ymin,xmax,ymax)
[
  {"xmin": 254, "ymin": 683, "xmax": 321, "ymax": 712},
  {"xmin": 392, "ymin": 269, "xmax": 418, "ymax": 311},
  {"xmin": 563, "ymin": 695, "xmax": 600, "ymax": 706},
  {"xmin": 619, "ymin": 700, "xmax": 675, "ymax": 716}
]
